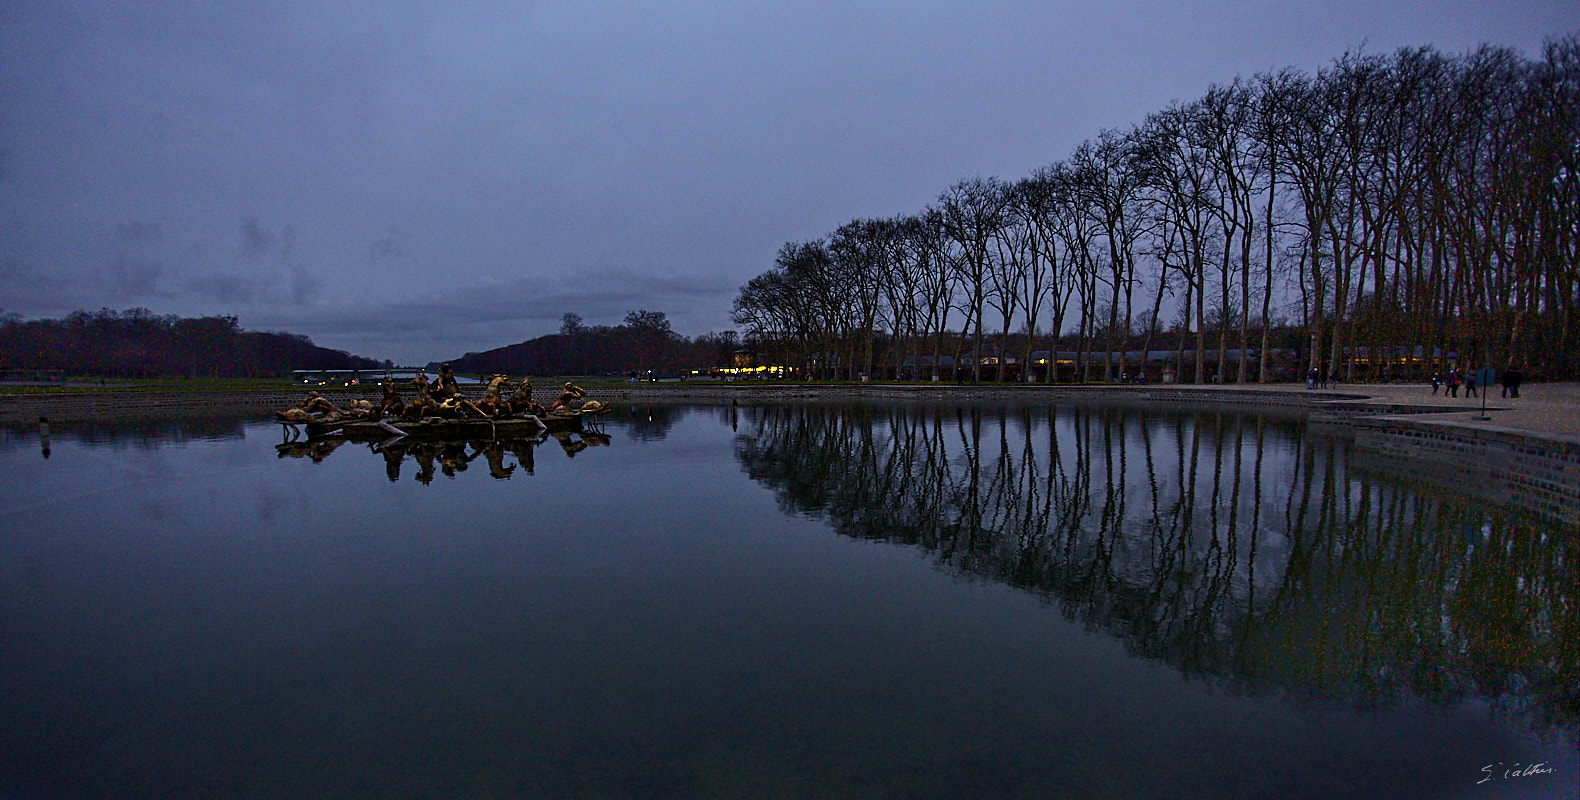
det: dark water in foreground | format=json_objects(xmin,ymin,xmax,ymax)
[{"xmin": 1, "ymin": 403, "xmax": 1575, "ymax": 799}]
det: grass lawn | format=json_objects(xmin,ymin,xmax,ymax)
[{"xmin": 0, "ymin": 377, "xmax": 298, "ymax": 395}]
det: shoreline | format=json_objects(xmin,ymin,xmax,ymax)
[
  {"xmin": 2, "ymin": 380, "xmax": 1574, "ymax": 436},
  {"xmin": 6, "ymin": 381, "xmax": 1577, "ymax": 526}
]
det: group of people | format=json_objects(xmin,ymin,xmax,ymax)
[
  {"xmin": 1429, "ymin": 366, "xmax": 1523, "ymax": 398},
  {"xmin": 285, "ymin": 363, "xmax": 596, "ymax": 423},
  {"xmin": 1305, "ymin": 368, "xmax": 1341, "ymax": 389}
]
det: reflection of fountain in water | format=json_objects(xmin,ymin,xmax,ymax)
[
  {"xmin": 732, "ymin": 402, "xmax": 1579, "ymax": 737},
  {"xmin": 273, "ymin": 426, "xmax": 613, "ymax": 482}
]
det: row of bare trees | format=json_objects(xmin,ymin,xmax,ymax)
[{"xmin": 733, "ymin": 37, "xmax": 1580, "ymax": 382}]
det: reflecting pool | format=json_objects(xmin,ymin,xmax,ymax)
[{"xmin": 1, "ymin": 403, "xmax": 1575, "ymax": 799}]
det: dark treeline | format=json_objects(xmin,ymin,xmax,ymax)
[
  {"xmin": 0, "ymin": 307, "xmax": 384, "ymax": 378},
  {"xmin": 733, "ymin": 402, "xmax": 1578, "ymax": 734},
  {"xmin": 734, "ymin": 37, "xmax": 1580, "ymax": 382},
  {"xmin": 449, "ymin": 310, "xmax": 740, "ymax": 377}
]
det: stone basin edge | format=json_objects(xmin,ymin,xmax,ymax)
[{"xmin": 5, "ymin": 383, "xmax": 1575, "ymax": 525}]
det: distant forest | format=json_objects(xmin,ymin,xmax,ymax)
[
  {"xmin": 448, "ymin": 310, "xmax": 740, "ymax": 378},
  {"xmin": 734, "ymin": 37, "xmax": 1580, "ymax": 382},
  {"xmin": 0, "ymin": 308, "xmax": 385, "ymax": 378}
]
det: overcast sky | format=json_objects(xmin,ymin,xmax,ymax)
[{"xmin": 1, "ymin": 1, "xmax": 1572, "ymax": 364}]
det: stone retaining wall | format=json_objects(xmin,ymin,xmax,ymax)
[
  {"xmin": 1350, "ymin": 417, "xmax": 1580, "ymax": 525},
  {"xmin": 1307, "ymin": 401, "xmax": 1466, "ymax": 438}
]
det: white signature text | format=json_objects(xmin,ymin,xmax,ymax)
[{"xmin": 1478, "ymin": 762, "xmax": 1555, "ymax": 785}]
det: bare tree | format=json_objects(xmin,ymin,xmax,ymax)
[
  {"xmin": 937, "ymin": 177, "xmax": 1010, "ymax": 383},
  {"xmin": 1076, "ymin": 129, "xmax": 1147, "ymax": 382},
  {"xmin": 1010, "ymin": 173, "xmax": 1068, "ymax": 382},
  {"xmin": 1136, "ymin": 103, "xmax": 1218, "ymax": 382},
  {"xmin": 988, "ymin": 181, "xmax": 1033, "ymax": 381},
  {"xmin": 830, "ymin": 218, "xmax": 895, "ymax": 380},
  {"xmin": 1196, "ymin": 80, "xmax": 1263, "ymax": 383}
]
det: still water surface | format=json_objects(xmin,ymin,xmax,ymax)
[{"xmin": 1, "ymin": 403, "xmax": 1575, "ymax": 799}]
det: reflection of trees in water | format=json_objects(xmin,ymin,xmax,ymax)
[
  {"xmin": 613, "ymin": 405, "xmax": 686, "ymax": 442},
  {"xmin": 0, "ymin": 417, "xmax": 249, "ymax": 451},
  {"xmin": 733, "ymin": 403, "xmax": 1578, "ymax": 734}
]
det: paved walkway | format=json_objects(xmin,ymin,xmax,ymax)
[{"xmin": 1250, "ymin": 381, "xmax": 1580, "ymax": 443}]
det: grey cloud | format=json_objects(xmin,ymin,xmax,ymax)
[
  {"xmin": 290, "ymin": 265, "xmax": 322, "ymax": 306},
  {"xmin": 308, "ymin": 272, "xmax": 726, "ymax": 336},
  {"xmin": 239, "ymin": 218, "xmax": 277, "ymax": 259},
  {"xmin": 369, "ymin": 227, "xmax": 409, "ymax": 263},
  {"xmin": 0, "ymin": 257, "xmax": 86, "ymax": 314},
  {"xmin": 117, "ymin": 220, "xmax": 164, "ymax": 242},
  {"xmin": 185, "ymin": 272, "xmax": 262, "ymax": 305},
  {"xmin": 245, "ymin": 268, "xmax": 736, "ymax": 363},
  {"xmin": 182, "ymin": 263, "xmax": 323, "ymax": 308},
  {"xmin": 108, "ymin": 256, "xmax": 165, "ymax": 300}
]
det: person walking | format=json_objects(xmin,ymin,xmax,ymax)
[
  {"xmin": 1447, "ymin": 368, "xmax": 1461, "ymax": 398},
  {"xmin": 1465, "ymin": 370, "xmax": 1478, "ymax": 398},
  {"xmin": 1504, "ymin": 365, "xmax": 1523, "ymax": 398},
  {"xmin": 1430, "ymin": 371, "xmax": 1441, "ymax": 394}
]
